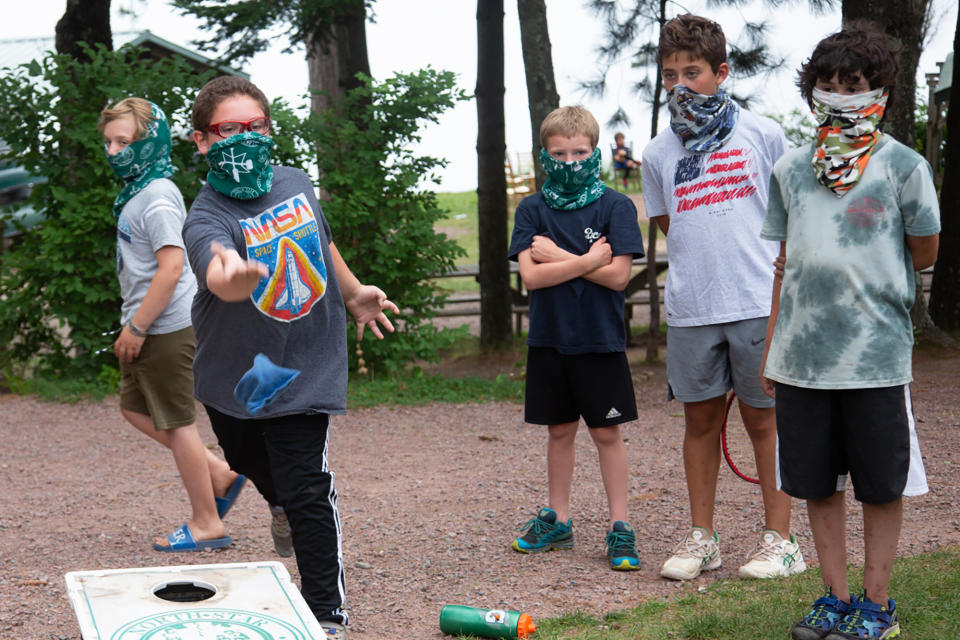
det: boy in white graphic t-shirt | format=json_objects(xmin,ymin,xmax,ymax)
[{"xmin": 641, "ymin": 13, "xmax": 805, "ymax": 582}]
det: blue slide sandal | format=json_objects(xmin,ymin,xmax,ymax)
[
  {"xmin": 216, "ymin": 474, "xmax": 246, "ymax": 519},
  {"xmin": 153, "ymin": 523, "xmax": 232, "ymax": 552}
]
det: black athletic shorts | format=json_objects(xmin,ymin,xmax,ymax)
[
  {"xmin": 524, "ymin": 347, "xmax": 637, "ymax": 428},
  {"xmin": 775, "ymin": 383, "xmax": 913, "ymax": 504}
]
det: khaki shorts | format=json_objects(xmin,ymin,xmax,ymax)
[{"xmin": 119, "ymin": 326, "xmax": 197, "ymax": 430}]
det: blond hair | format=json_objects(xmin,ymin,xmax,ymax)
[
  {"xmin": 539, "ymin": 106, "xmax": 599, "ymax": 149},
  {"xmin": 98, "ymin": 97, "xmax": 155, "ymax": 139}
]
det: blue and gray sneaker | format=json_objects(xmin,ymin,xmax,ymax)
[
  {"xmin": 606, "ymin": 521, "xmax": 640, "ymax": 571},
  {"xmin": 826, "ymin": 592, "xmax": 899, "ymax": 639},
  {"xmin": 511, "ymin": 507, "xmax": 573, "ymax": 553},
  {"xmin": 792, "ymin": 588, "xmax": 855, "ymax": 640}
]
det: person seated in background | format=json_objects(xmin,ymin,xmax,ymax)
[{"xmin": 612, "ymin": 132, "xmax": 639, "ymax": 190}]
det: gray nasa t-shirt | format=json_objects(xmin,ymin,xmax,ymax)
[
  {"xmin": 761, "ymin": 136, "xmax": 941, "ymax": 389},
  {"xmin": 116, "ymin": 178, "xmax": 196, "ymax": 333},
  {"xmin": 183, "ymin": 167, "xmax": 348, "ymax": 418}
]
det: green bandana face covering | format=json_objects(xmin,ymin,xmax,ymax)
[
  {"xmin": 106, "ymin": 102, "xmax": 174, "ymax": 217},
  {"xmin": 539, "ymin": 146, "xmax": 606, "ymax": 211},
  {"xmin": 205, "ymin": 132, "xmax": 275, "ymax": 200}
]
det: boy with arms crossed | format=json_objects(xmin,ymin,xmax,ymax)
[
  {"xmin": 641, "ymin": 14, "xmax": 805, "ymax": 581},
  {"xmin": 508, "ymin": 106, "xmax": 645, "ymax": 571},
  {"xmin": 761, "ymin": 24, "xmax": 939, "ymax": 640}
]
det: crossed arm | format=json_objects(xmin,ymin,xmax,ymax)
[{"xmin": 517, "ymin": 235, "xmax": 633, "ymax": 291}]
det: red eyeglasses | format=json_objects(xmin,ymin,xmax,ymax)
[{"xmin": 205, "ymin": 117, "xmax": 270, "ymax": 138}]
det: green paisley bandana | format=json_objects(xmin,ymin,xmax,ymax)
[
  {"xmin": 539, "ymin": 147, "xmax": 606, "ymax": 211},
  {"xmin": 205, "ymin": 132, "xmax": 274, "ymax": 200},
  {"xmin": 106, "ymin": 101, "xmax": 174, "ymax": 217}
]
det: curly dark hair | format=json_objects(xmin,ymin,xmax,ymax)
[
  {"xmin": 659, "ymin": 14, "xmax": 726, "ymax": 73},
  {"xmin": 797, "ymin": 20, "xmax": 899, "ymax": 114}
]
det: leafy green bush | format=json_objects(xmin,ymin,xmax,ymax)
[
  {"xmin": 0, "ymin": 43, "xmax": 214, "ymax": 380},
  {"xmin": 270, "ymin": 68, "xmax": 470, "ymax": 375}
]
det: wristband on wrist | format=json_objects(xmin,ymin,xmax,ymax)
[{"xmin": 127, "ymin": 321, "xmax": 147, "ymax": 338}]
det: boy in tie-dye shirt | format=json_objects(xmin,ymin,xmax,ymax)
[{"xmin": 759, "ymin": 23, "xmax": 940, "ymax": 640}]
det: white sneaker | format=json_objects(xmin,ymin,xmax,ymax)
[
  {"xmin": 660, "ymin": 527, "xmax": 721, "ymax": 580},
  {"xmin": 738, "ymin": 530, "xmax": 807, "ymax": 579}
]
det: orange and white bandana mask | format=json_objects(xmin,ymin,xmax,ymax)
[{"xmin": 811, "ymin": 87, "xmax": 888, "ymax": 198}]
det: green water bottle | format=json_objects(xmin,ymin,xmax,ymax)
[{"xmin": 439, "ymin": 604, "xmax": 537, "ymax": 639}]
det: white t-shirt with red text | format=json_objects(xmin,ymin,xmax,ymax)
[{"xmin": 642, "ymin": 109, "xmax": 786, "ymax": 327}]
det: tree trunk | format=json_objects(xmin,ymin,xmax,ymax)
[
  {"xmin": 645, "ymin": 0, "xmax": 667, "ymax": 363},
  {"xmin": 55, "ymin": 0, "xmax": 112, "ymax": 62},
  {"xmin": 929, "ymin": 8, "xmax": 960, "ymax": 333},
  {"xmin": 305, "ymin": 0, "xmax": 370, "ymax": 201},
  {"xmin": 840, "ymin": 0, "xmax": 928, "ymax": 146},
  {"xmin": 477, "ymin": 0, "xmax": 512, "ymax": 348},
  {"xmin": 305, "ymin": 0, "xmax": 370, "ymax": 116},
  {"xmin": 517, "ymin": 0, "xmax": 559, "ymax": 191}
]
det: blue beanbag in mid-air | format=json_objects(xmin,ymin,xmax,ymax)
[{"xmin": 233, "ymin": 353, "xmax": 301, "ymax": 415}]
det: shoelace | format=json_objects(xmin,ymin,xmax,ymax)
[
  {"xmin": 673, "ymin": 534, "xmax": 714, "ymax": 558},
  {"xmin": 747, "ymin": 538, "xmax": 786, "ymax": 562},
  {"xmin": 806, "ymin": 598, "xmax": 842, "ymax": 626},
  {"xmin": 521, "ymin": 517, "xmax": 553, "ymax": 535},
  {"xmin": 606, "ymin": 531, "xmax": 636, "ymax": 554}
]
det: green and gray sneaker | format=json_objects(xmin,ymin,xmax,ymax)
[
  {"xmin": 606, "ymin": 521, "xmax": 641, "ymax": 571},
  {"xmin": 511, "ymin": 507, "xmax": 573, "ymax": 553}
]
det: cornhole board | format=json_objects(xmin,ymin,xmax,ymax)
[{"xmin": 64, "ymin": 561, "xmax": 326, "ymax": 639}]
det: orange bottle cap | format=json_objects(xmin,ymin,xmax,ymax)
[{"xmin": 517, "ymin": 612, "xmax": 537, "ymax": 638}]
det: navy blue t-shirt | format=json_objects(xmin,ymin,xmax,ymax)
[{"xmin": 507, "ymin": 189, "xmax": 645, "ymax": 354}]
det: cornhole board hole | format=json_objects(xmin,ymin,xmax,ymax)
[{"xmin": 65, "ymin": 561, "xmax": 325, "ymax": 639}]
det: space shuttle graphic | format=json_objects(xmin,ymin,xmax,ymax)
[{"xmin": 275, "ymin": 247, "xmax": 313, "ymax": 315}]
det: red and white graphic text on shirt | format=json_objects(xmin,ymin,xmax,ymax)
[
  {"xmin": 672, "ymin": 147, "xmax": 759, "ymax": 213},
  {"xmin": 844, "ymin": 196, "xmax": 885, "ymax": 229}
]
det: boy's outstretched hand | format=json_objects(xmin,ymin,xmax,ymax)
[{"xmin": 344, "ymin": 285, "xmax": 399, "ymax": 341}]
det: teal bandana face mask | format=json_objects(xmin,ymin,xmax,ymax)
[
  {"xmin": 205, "ymin": 132, "xmax": 274, "ymax": 200},
  {"xmin": 539, "ymin": 146, "xmax": 606, "ymax": 211},
  {"xmin": 106, "ymin": 101, "xmax": 174, "ymax": 217}
]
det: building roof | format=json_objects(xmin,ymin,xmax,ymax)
[{"xmin": 0, "ymin": 30, "xmax": 247, "ymax": 78}]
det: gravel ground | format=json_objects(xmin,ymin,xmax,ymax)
[{"xmin": 1, "ymin": 348, "xmax": 958, "ymax": 639}]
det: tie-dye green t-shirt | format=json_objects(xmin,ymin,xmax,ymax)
[{"xmin": 761, "ymin": 136, "xmax": 940, "ymax": 389}]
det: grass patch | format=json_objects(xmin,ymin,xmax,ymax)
[
  {"xmin": 347, "ymin": 369, "xmax": 523, "ymax": 408},
  {"xmin": 526, "ymin": 548, "xmax": 960, "ymax": 639},
  {"xmin": 1, "ymin": 366, "xmax": 120, "ymax": 403}
]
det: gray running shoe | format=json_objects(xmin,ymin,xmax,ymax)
[{"xmin": 269, "ymin": 505, "xmax": 294, "ymax": 557}]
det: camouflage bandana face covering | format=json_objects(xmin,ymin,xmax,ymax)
[
  {"xmin": 106, "ymin": 101, "xmax": 174, "ymax": 217},
  {"xmin": 539, "ymin": 147, "xmax": 606, "ymax": 211},
  {"xmin": 810, "ymin": 87, "xmax": 887, "ymax": 198},
  {"xmin": 205, "ymin": 132, "xmax": 275, "ymax": 200},
  {"xmin": 667, "ymin": 84, "xmax": 740, "ymax": 153}
]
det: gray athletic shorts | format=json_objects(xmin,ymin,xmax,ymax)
[{"xmin": 665, "ymin": 317, "xmax": 774, "ymax": 408}]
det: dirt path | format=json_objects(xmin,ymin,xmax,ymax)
[{"xmin": 1, "ymin": 349, "xmax": 958, "ymax": 639}]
